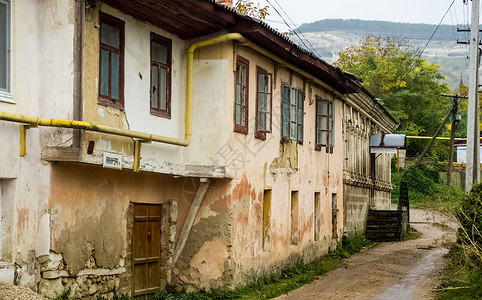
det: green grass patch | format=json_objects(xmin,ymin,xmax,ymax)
[
  {"xmin": 152, "ymin": 235, "xmax": 372, "ymax": 300},
  {"xmin": 401, "ymin": 227, "xmax": 421, "ymax": 241},
  {"xmin": 417, "ymin": 245, "xmax": 435, "ymax": 250},
  {"xmin": 391, "ymin": 163, "xmax": 464, "ymax": 214},
  {"xmin": 435, "ymin": 182, "xmax": 482, "ymax": 299}
]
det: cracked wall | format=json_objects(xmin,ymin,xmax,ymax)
[{"xmin": 47, "ymin": 162, "xmax": 192, "ymax": 298}]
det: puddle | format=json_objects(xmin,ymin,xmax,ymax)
[{"xmin": 375, "ymin": 248, "xmax": 447, "ymax": 300}]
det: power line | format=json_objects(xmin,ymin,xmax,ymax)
[
  {"xmin": 265, "ymin": 0, "xmax": 323, "ymax": 58},
  {"xmin": 269, "ymin": 0, "xmax": 322, "ymax": 57},
  {"xmin": 417, "ymin": 0, "xmax": 456, "ymax": 60}
]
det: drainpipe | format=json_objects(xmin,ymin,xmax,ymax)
[
  {"xmin": 0, "ymin": 33, "xmax": 247, "ymax": 171},
  {"xmin": 0, "ymin": 33, "xmax": 343, "ymax": 171},
  {"xmin": 72, "ymin": 0, "xmax": 84, "ymax": 148}
]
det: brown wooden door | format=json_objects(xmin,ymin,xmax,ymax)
[{"xmin": 132, "ymin": 204, "xmax": 161, "ymax": 297}]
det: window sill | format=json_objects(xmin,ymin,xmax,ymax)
[
  {"xmin": 234, "ymin": 126, "xmax": 248, "ymax": 135},
  {"xmin": 255, "ymin": 131, "xmax": 267, "ymax": 140},
  {"xmin": 0, "ymin": 92, "xmax": 15, "ymax": 104},
  {"xmin": 150, "ymin": 109, "xmax": 171, "ymax": 119},
  {"xmin": 98, "ymin": 97, "xmax": 124, "ymax": 111}
]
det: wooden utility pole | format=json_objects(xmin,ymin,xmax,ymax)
[
  {"xmin": 466, "ymin": 0, "xmax": 481, "ymax": 192},
  {"xmin": 443, "ymin": 94, "xmax": 466, "ymax": 186}
]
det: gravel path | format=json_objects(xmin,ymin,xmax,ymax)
[
  {"xmin": 276, "ymin": 208, "xmax": 458, "ymax": 300},
  {"xmin": 0, "ymin": 282, "xmax": 44, "ymax": 300}
]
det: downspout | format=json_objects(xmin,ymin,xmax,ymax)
[
  {"xmin": 72, "ymin": 0, "xmax": 84, "ymax": 148},
  {"xmin": 0, "ymin": 33, "xmax": 247, "ymax": 170},
  {"xmin": 185, "ymin": 33, "xmax": 248, "ymax": 145},
  {"xmin": 0, "ymin": 33, "xmax": 342, "ymax": 170}
]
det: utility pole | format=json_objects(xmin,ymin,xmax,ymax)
[
  {"xmin": 466, "ymin": 0, "xmax": 481, "ymax": 192},
  {"xmin": 443, "ymin": 94, "xmax": 466, "ymax": 187}
]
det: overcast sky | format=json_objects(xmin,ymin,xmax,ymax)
[{"xmin": 259, "ymin": 0, "xmax": 472, "ymax": 32}]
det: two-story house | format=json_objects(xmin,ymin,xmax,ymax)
[{"xmin": 0, "ymin": 0, "xmax": 396, "ymax": 298}]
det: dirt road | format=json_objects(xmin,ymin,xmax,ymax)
[{"xmin": 276, "ymin": 208, "xmax": 458, "ymax": 300}]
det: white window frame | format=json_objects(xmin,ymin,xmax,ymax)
[{"xmin": 0, "ymin": 0, "xmax": 12, "ymax": 103}]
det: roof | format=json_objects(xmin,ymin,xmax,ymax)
[
  {"xmin": 101, "ymin": 0, "xmax": 349, "ymax": 93},
  {"xmin": 100, "ymin": 0, "xmax": 397, "ymax": 121}
]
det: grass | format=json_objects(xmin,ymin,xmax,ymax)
[
  {"xmin": 417, "ymin": 245, "xmax": 435, "ymax": 250},
  {"xmin": 152, "ymin": 235, "xmax": 373, "ymax": 299},
  {"xmin": 402, "ymin": 227, "xmax": 421, "ymax": 241},
  {"xmin": 389, "ymin": 163, "xmax": 482, "ymax": 299}
]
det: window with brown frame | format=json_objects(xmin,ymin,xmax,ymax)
[
  {"xmin": 255, "ymin": 67, "xmax": 272, "ymax": 140},
  {"xmin": 0, "ymin": 0, "xmax": 11, "ymax": 94},
  {"xmin": 98, "ymin": 13, "xmax": 124, "ymax": 109},
  {"xmin": 150, "ymin": 33, "xmax": 171, "ymax": 118},
  {"xmin": 234, "ymin": 56, "xmax": 249, "ymax": 134},
  {"xmin": 282, "ymin": 86, "xmax": 303, "ymax": 143},
  {"xmin": 315, "ymin": 96, "xmax": 335, "ymax": 152}
]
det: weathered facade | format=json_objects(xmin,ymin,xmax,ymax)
[
  {"xmin": 341, "ymin": 81, "xmax": 398, "ymax": 235},
  {"xmin": 0, "ymin": 0, "xmax": 395, "ymax": 298}
]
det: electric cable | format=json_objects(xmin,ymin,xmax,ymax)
[
  {"xmin": 269, "ymin": 0, "xmax": 322, "ymax": 57},
  {"xmin": 265, "ymin": 0, "xmax": 323, "ymax": 58},
  {"xmin": 417, "ymin": 0, "xmax": 455, "ymax": 60}
]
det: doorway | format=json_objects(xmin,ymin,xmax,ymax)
[{"xmin": 132, "ymin": 203, "xmax": 162, "ymax": 297}]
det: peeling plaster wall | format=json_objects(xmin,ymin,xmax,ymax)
[
  {"xmin": 80, "ymin": 4, "xmax": 229, "ymax": 174},
  {"xmin": 342, "ymin": 100, "xmax": 394, "ymax": 235},
  {"xmin": 47, "ymin": 162, "xmax": 194, "ymax": 297},
  {"xmin": 171, "ymin": 47, "xmax": 344, "ymax": 289},
  {"xmin": 0, "ymin": 0, "xmax": 76, "ymax": 290}
]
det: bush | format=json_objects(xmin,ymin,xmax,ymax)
[
  {"xmin": 438, "ymin": 183, "xmax": 482, "ymax": 299},
  {"xmin": 455, "ymin": 182, "xmax": 482, "ymax": 264},
  {"xmin": 391, "ymin": 163, "xmax": 444, "ymax": 204}
]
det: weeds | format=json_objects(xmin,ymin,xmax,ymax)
[
  {"xmin": 153, "ymin": 235, "xmax": 371, "ymax": 299},
  {"xmin": 436, "ymin": 183, "xmax": 482, "ymax": 299}
]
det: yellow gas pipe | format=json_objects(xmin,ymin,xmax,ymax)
[
  {"xmin": 0, "ymin": 33, "xmax": 249, "ymax": 172},
  {"xmin": 1, "ymin": 33, "xmax": 344, "ymax": 172}
]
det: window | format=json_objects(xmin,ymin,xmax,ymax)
[
  {"xmin": 150, "ymin": 33, "xmax": 172, "ymax": 118},
  {"xmin": 262, "ymin": 189, "xmax": 272, "ymax": 250},
  {"xmin": 99, "ymin": 13, "xmax": 124, "ymax": 109},
  {"xmin": 282, "ymin": 86, "xmax": 303, "ymax": 143},
  {"xmin": 234, "ymin": 56, "xmax": 249, "ymax": 134},
  {"xmin": 290, "ymin": 190, "xmax": 299, "ymax": 245},
  {"xmin": 256, "ymin": 67, "xmax": 272, "ymax": 139},
  {"xmin": 315, "ymin": 96, "xmax": 335, "ymax": 151},
  {"xmin": 0, "ymin": 0, "xmax": 10, "ymax": 95}
]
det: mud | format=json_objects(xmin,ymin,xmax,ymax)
[{"xmin": 276, "ymin": 208, "xmax": 458, "ymax": 300}]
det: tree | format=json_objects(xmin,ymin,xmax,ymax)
[
  {"xmin": 334, "ymin": 35, "xmax": 451, "ymax": 155},
  {"xmin": 235, "ymin": 0, "xmax": 269, "ymax": 20}
]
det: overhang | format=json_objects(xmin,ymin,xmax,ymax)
[{"xmin": 100, "ymin": 0, "xmax": 349, "ymax": 93}]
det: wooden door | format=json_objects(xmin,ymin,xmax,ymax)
[{"xmin": 132, "ymin": 204, "xmax": 161, "ymax": 297}]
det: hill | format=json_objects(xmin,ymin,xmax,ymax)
[{"xmin": 295, "ymin": 19, "xmax": 469, "ymax": 89}]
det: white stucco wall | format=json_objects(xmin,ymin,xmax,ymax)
[{"xmin": 0, "ymin": 0, "xmax": 77, "ymax": 288}]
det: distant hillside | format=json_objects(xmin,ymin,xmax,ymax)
[
  {"xmin": 298, "ymin": 19, "xmax": 459, "ymax": 42},
  {"xmin": 295, "ymin": 19, "xmax": 469, "ymax": 89}
]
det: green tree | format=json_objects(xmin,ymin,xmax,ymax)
[
  {"xmin": 335, "ymin": 36, "xmax": 451, "ymax": 147},
  {"xmin": 235, "ymin": 0, "xmax": 269, "ymax": 20}
]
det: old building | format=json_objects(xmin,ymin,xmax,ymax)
[
  {"xmin": 341, "ymin": 78, "xmax": 398, "ymax": 235},
  {"xmin": 0, "ymin": 0, "xmax": 395, "ymax": 298}
]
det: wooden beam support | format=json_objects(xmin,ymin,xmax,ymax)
[{"xmin": 172, "ymin": 178, "xmax": 211, "ymax": 266}]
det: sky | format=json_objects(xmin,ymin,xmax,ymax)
[{"xmin": 258, "ymin": 0, "xmax": 471, "ymax": 32}]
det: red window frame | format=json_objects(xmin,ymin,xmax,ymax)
[
  {"xmin": 98, "ymin": 13, "xmax": 125, "ymax": 110},
  {"xmin": 150, "ymin": 33, "xmax": 172, "ymax": 118},
  {"xmin": 234, "ymin": 56, "xmax": 249, "ymax": 134},
  {"xmin": 255, "ymin": 66, "xmax": 272, "ymax": 140}
]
